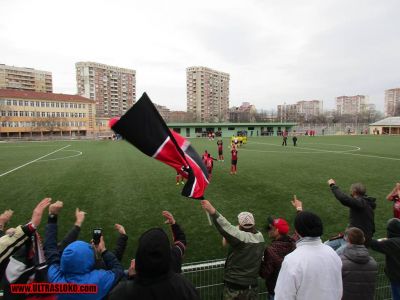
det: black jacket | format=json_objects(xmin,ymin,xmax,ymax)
[
  {"xmin": 108, "ymin": 271, "xmax": 199, "ymax": 300},
  {"xmin": 340, "ymin": 244, "xmax": 378, "ymax": 300},
  {"xmin": 330, "ymin": 185, "xmax": 376, "ymax": 244},
  {"xmin": 370, "ymin": 237, "xmax": 400, "ymax": 282},
  {"xmin": 108, "ymin": 228, "xmax": 199, "ymax": 300}
]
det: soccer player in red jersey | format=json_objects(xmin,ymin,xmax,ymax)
[
  {"xmin": 206, "ymin": 154, "xmax": 217, "ymax": 180},
  {"xmin": 202, "ymin": 150, "xmax": 209, "ymax": 165},
  {"xmin": 387, "ymin": 183, "xmax": 400, "ymax": 218},
  {"xmin": 217, "ymin": 139, "xmax": 224, "ymax": 162},
  {"xmin": 230, "ymin": 148, "xmax": 238, "ymax": 175}
]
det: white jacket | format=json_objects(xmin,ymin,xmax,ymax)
[{"xmin": 275, "ymin": 237, "xmax": 343, "ymax": 300}]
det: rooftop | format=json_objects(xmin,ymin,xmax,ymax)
[
  {"xmin": 370, "ymin": 117, "xmax": 400, "ymax": 126},
  {"xmin": 0, "ymin": 89, "xmax": 94, "ymax": 103}
]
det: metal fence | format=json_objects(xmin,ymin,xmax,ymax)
[
  {"xmin": 182, "ymin": 259, "xmax": 392, "ymax": 300},
  {"xmin": 293, "ymin": 123, "xmax": 371, "ymax": 136}
]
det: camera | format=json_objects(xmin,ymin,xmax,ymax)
[{"xmin": 93, "ymin": 228, "xmax": 102, "ymax": 245}]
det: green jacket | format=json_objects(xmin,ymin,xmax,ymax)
[{"xmin": 211, "ymin": 211, "xmax": 265, "ymax": 286}]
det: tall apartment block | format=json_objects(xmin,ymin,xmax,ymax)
[
  {"xmin": 76, "ymin": 62, "xmax": 136, "ymax": 118},
  {"xmin": 0, "ymin": 64, "xmax": 52, "ymax": 93},
  {"xmin": 277, "ymin": 103, "xmax": 298, "ymax": 122},
  {"xmin": 277, "ymin": 100, "xmax": 322, "ymax": 121},
  {"xmin": 297, "ymin": 100, "xmax": 323, "ymax": 119},
  {"xmin": 336, "ymin": 95, "xmax": 368, "ymax": 115},
  {"xmin": 384, "ymin": 88, "xmax": 400, "ymax": 117},
  {"xmin": 186, "ymin": 66, "xmax": 230, "ymax": 122}
]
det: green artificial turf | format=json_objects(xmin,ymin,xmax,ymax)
[{"xmin": 0, "ymin": 135, "xmax": 399, "ymax": 266}]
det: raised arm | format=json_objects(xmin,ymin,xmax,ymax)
[
  {"xmin": 44, "ymin": 201, "xmax": 63, "ymax": 266},
  {"xmin": 112, "ymin": 224, "xmax": 128, "ymax": 262},
  {"xmin": 201, "ymin": 200, "xmax": 246, "ymax": 247},
  {"xmin": 328, "ymin": 179, "xmax": 363, "ymax": 208},
  {"xmin": 0, "ymin": 198, "xmax": 50, "ymax": 263},
  {"xmin": 386, "ymin": 183, "xmax": 400, "ymax": 201},
  {"xmin": 58, "ymin": 208, "xmax": 85, "ymax": 252}
]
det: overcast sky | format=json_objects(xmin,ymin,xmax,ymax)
[{"xmin": 1, "ymin": 0, "xmax": 399, "ymax": 112}]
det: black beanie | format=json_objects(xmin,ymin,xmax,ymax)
[
  {"xmin": 294, "ymin": 211, "xmax": 323, "ymax": 237},
  {"xmin": 387, "ymin": 218, "xmax": 400, "ymax": 238},
  {"xmin": 135, "ymin": 228, "xmax": 171, "ymax": 279}
]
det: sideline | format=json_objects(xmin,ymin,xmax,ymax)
[{"xmin": 0, "ymin": 145, "xmax": 71, "ymax": 177}]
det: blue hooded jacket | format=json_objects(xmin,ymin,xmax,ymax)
[
  {"xmin": 48, "ymin": 241, "xmax": 115, "ymax": 300},
  {"xmin": 45, "ymin": 219, "xmax": 123, "ymax": 300}
]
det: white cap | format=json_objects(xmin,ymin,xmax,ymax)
[{"xmin": 237, "ymin": 212, "xmax": 255, "ymax": 228}]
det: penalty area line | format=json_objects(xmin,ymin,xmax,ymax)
[{"xmin": 0, "ymin": 145, "xmax": 71, "ymax": 178}]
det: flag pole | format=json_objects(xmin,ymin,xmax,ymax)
[{"xmin": 205, "ymin": 211, "xmax": 212, "ymax": 226}]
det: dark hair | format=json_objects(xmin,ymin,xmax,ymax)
[
  {"xmin": 294, "ymin": 211, "xmax": 323, "ymax": 237},
  {"xmin": 345, "ymin": 227, "xmax": 365, "ymax": 245}
]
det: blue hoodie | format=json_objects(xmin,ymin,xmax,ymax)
[{"xmin": 48, "ymin": 241, "xmax": 116, "ymax": 300}]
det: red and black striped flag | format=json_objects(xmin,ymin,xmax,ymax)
[{"xmin": 110, "ymin": 93, "xmax": 209, "ymax": 199}]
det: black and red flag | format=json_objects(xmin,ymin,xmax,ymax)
[{"xmin": 110, "ymin": 93, "xmax": 209, "ymax": 199}]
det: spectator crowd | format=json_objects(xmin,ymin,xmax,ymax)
[{"xmin": 0, "ymin": 180, "xmax": 399, "ymax": 299}]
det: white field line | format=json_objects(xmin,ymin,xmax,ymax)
[
  {"xmin": 36, "ymin": 150, "xmax": 83, "ymax": 162},
  {"xmin": 246, "ymin": 141, "xmax": 400, "ymax": 161},
  {"xmin": 0, "ymin": 145, "xmax": 71, "ymax": 177},
  {"xmin": 341, "ymin": 152, "xmax": 400, "ymax": 161}
]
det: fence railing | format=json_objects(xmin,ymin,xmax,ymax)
[{"xmin": 182, "ymin": 259, "xmax": 392, "ymax": 300}]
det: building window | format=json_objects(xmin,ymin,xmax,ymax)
[
  {"xmin": 13, "ymin": 100, "xmax": 18, "ymax": 106},
  {"xmin": 6, "ymin": 100, "xmax": 12, "ymax": 105},
  {"xmin": 41, "ymin": 102, "xmax": 45, "ymax": 107},
  {"xmin": 24, "ymin": 101, "xmax": 29, "ymax": 106},
  {"xmin": 61, "ymin": 103, "xmax": 64, "ymax": 108},
  {"xmin": 228, "ymin": 127, "xmax": 235, "ymax": 130},
  {"xmin": 46, "ymin": 102, "xmax": 49, "ymax": 107},
  {"xmin": 13, "ymin": 111, "xmax": 18, "ymax": 116},
  {"xmin": 30, "ymin": 101, "xmax": 35, "ymax": 106}
]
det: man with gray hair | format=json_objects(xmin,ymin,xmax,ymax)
[
  {"xmin": 326, "ymin": 179, "xmax": 376, "ymax": 253},
  {"xmin": 201, "ymin": 200, "xmax": 265, "ymax": 300}
]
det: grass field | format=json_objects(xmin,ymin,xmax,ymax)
[{"xmin": 0, "ymin": 135, "xmax": 399, "ymax": 265}]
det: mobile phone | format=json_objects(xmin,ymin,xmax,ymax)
[{"xmin": 93, "ymin": 228, "xmax": 102, "ymax": 245}]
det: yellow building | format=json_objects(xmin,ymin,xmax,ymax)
[{"xmin": 0, "ymin": 89, "xmax": 95, "ymax": 138}]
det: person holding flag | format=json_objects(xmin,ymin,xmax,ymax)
[{"xmin": 201, "ymin": 200, "xmax": 264, "ymax": 300}]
